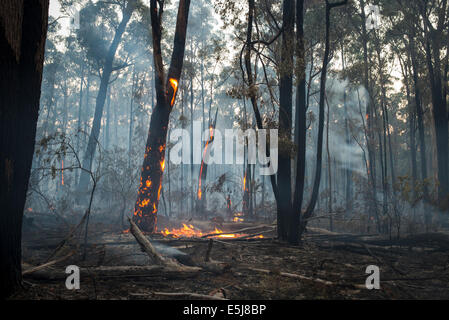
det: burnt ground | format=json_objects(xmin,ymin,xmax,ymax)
[{"xmin": 11, "ymin": 220, "xmax": 449, "ymax": 300}]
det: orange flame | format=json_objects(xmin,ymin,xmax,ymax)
[
  {"xmin": 160, "ymin": 224, "xmax": 263, "ymax": 239},
  {"xmin": 169, "ymin": 78, "xmax": 178, "ymax": 107},
  {"xmin": 160, "ymin": 160, "xmax": 165, "ymax": 172},
  {"xmin": 198, "ymin": 126, "xmax": 216, "ymax": 200}
]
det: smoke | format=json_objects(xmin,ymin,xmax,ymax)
[
  {"xmin": 152, "ymin": 241, "xmax": 187, "ymax": 257},
  {"xmin": 328, "ymin": 78, "xmax": 369, "ymax": 178},
  {"xmin": 304, "ymin": 76, "xmax": 370, "ymax": 178}
]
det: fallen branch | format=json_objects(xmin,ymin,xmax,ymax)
[
  {"xmin": 128, "ymin": 218, "xmax": 200, "ymax": 272},
  {"xmin": 23, "ymin": 265, "xmax": 197, "ymax": 280},
  {"xmin": 234, "ymin": 230, "xmax": 273, "ymax": 240},
  {"xmin": 150, "ymin": 291, "xmax": 228, "ymax": 300},
  {"xmin": 22, "ymin": 251, "xmax": 75, "ymax": 275},
  {"xmin": 201, "ymin": 224, "xmax": 275, "ymax": 238},
  {"xmin": 361, "ymin": 243, "xmax": 406, "ymax": 276},
  {"xmin": 244, "ymin": 267, "xmax": 334, "ymax": 286}
]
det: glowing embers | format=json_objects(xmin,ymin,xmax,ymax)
[
  {"xmin": 243, "ymin": 173, "xmax": 248, "ymax": 192},
  {"xmin": 168, "ymin": 78, "xmax": 179, "ymax": 107},
  {"xmin": 233, "ymin": 212, "xmax": 245, "ymax": 223},
  {"xmin": 160, "ymin": 159, "xmax": 166, "ymax": 172},
  {"xmin": 61, "ymin": 159, "xmax": 64, "ymax": 185}
]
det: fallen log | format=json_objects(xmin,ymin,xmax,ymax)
[{"xmin": 128, "ymin": 218, "xmax": 201, "ymax": 272}]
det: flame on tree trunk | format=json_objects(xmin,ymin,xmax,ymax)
[
  {"xmin": 197, "ymin": 108, "xmax": 219, "ymax": 216},
  {"xmin": 133, "ymin": 0, "xmax": 190, "ymax": 232}
]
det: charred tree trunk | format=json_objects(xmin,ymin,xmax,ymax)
[
  {"xmin": 291, "ymin": 0, "xmax": 306, "ymax": 244},
  {"xmin": 299, "ymin": 0, "xmax": 348, "ymax": 236},
  {"xmin": 133, "ymin": 0, "xmax": 191, "ymax": 232},
  {"xmin": 277, "ymin": 0, "xmax": 295, "ymax": 241},
  {"xmin": 424, "ymin": 34, "xmax": 449, "ymax": 210},
  {"xmin": 0, "ymin": 0, "xmax": 49, "ymax": 298}
]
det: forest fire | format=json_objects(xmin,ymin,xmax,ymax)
[
  {"xmin": 160, "ymin": 224, "xmax": 263, "ymax": 239},
  {"xmin": 198, "ymin": 125, "xmax": 215, "ymax": 201}
]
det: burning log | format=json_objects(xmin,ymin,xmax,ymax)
[
  {"xmin": 200, "ymin": 224, "xmax": 275, "ymax": 239},
  {"xmin": 128, "ymin": 218, "xmax": 200, "ymax": 272}
]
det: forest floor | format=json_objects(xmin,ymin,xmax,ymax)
[{"xmin": 12, "ymin": 218, "xmax": 449, "ymax": 300}]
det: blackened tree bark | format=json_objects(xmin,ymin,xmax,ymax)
[
  {"xmin": 242, "ymin": 0, "xmax": 280, "ymax": 227},
  {"xmin": 299, "ymin": 0, "xmax": 348, "ymax": 235},
  {"xmin": 421, "ymin": 6, "xmax": 449, "ymax": 209},
  {"xmin": 0, "ymin": 0, "xmax": 49, "ymax": 298},
  {"xmin": 78, "ymin": 1, "xmax": 135, "ymax": 193},
  {"xmin": 290, "ymin": 0, "xmax": 306, "ymax": 244},
  {"xmin": 133, "ymin": 0, "xmax": 191, "ymax": 232},
  {"xmin": 277, "ymin": 0, "xmax": 295, "ymax": 241}
]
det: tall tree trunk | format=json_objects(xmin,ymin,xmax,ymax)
[
  {"xmin": 359, "ymin": 0, "xmax": 380, "ymax": 230},
  {"xmin": 0, "ymin": 0, "xmax": 49, "ymax": 298},
  {"xmin": 299, "ymin": 0, "xmax": 348, "ymax": 235},
  {"xmin": 78, "ymin": 3, "xmax": 134, "ymax": 193},
  {"xmin": 341, "ymin": 44, "xmax": 352, "ymax": 215},
  {"xmin": 291, "ymin": 0, "xmax": 306, "ymax": 244},
  {"xmin": 133, "ymin": 0, "xmax": 191, "ymax": 232},
  {"xmin": 424, "ymin": 34, "xmax": 449, "ymax": 209},
  {"xmin": 409, "ymin": 36, "xmax": 430, "ymax": 227},
  {"xmin": 277, "ymin": 0, "xmax": 295, "ymax": 241}
]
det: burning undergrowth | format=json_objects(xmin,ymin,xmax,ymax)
[{"xmin": 123, "ymin": 218, "xmax": 268, "ymax": 240}]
